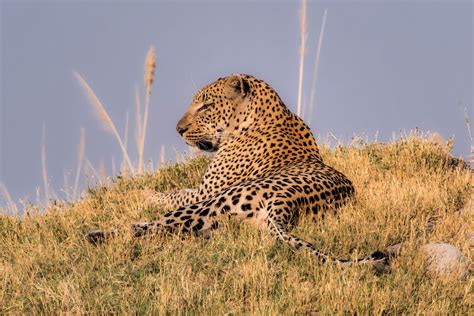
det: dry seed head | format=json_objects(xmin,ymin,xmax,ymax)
[
  {"xmin": 73, "ymin": 70, "xmax": 134, "ymax": 173},
  {"xmin": 144, "ymin": 46, "xmax": 156, "ymax": 89},
  {"xmin": 73, "ymin": 71, "xmax": 115, "ymax": 135}
]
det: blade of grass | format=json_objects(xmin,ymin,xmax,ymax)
[
  {"xmin": 123, "ymin": 111, "xmax": 130, "ymax": 172},
  {"xmin": 73, "ymin": 71, "xmax": 134, "ymax": 174},
  {"xmin": 63, "ymin": 170, "xmax": 72, "ymax": 200},
  {"xmin": 73, "ymin": 127, "xmax": 86, "ymax": 200},
  {"xmin": 84, "ymin": 157, "xmax": 100, "ymax": 182},
  {"xmin": 160, "ymin": 145, "xmax": 166, "ymax": 167},
  {"xmin": 41, "ymin": 125, "xmax": 51, "ymax": 202},
  {"xmin": 99, "ymin": 159, "xmax": 107, "ymax": 185},
  {"xmin": 307, "ymin": 8, "xmax": 328, "ymax": 126},
  {"xmin": 134, "ymin": 85, "xmax": 142, "ymax": 158},
  {"xmin": 297, "ymin": 0, "xmax": 307, "ymax": 117},
  {"xmin": 464, "ymin": 108, "xmax": 473, "ymax": 163},
  {"xmin": 138, "ymin": 46, "xmax": 156, "ymax": 175},
  {"xmin": 0, "ymin": 181, "xmax": 18, "ymax": 215}
]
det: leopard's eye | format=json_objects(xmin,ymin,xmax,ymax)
[{"xmin": 198, "ymin": 102, "xmax": 214, "ymax": 112}]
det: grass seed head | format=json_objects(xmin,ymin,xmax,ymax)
[{"xmin": 144, "ymin": 46, "xmax": 156, "ymax": 90}]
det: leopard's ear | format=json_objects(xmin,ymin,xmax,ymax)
[{"xmin": 224, "ymin": 74, "xmax": 250, "ymax": 100}]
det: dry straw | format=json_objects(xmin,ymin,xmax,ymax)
[
  {"xmin": 63, "ymin": 171, "xmax": 71, "ymax": 199},
  {"xmin": 307, "ymin": 9, "xmax": 328, "ymax": 125},
  {"xmin": 464, "ymin": 108, "xmax": 473, "ymax": 162},
  {"xmin": 41, "ymin": 125, "xmax": 51, "ymax": 202},
  {"xmin": 99, "ymin": 160, "xmax": 107, "ymax": 185},
  {"xmin": 134, "ymin": 85, "xmax": 143, "ymax": 155},
  {"xmin": 160, "ymin": 145, "xmax": 166, "ymax": 167},
  {"xmin": 73, "ymin": 127, "xmax": 86, "ymax": 199},
  {"xmin": 123, "ymin": 111, "xmax": 130, "ymax": 173},
  {"xmin": 138, "ymin": 46, "xmax": 156, "ymax": 174},
  {"xmin": 296, "ymin": 0, "xmax": 307, "ymax": 117},
  {"xmin": 0, "ymin": 182, "xmax": 18, "ymax": 214},
  {"xmin": 84, "ymin": 157, "xmax": 100, "ymax": 181},
  {"xmin": 73, "ymin": 71, "xmax": 134, "ymax": 174}
]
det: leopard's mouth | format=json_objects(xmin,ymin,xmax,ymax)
[{"xmin": 196, "ymin": 140, "xmax": 216, "ymax": 152}]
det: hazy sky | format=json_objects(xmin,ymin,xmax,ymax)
[{"xmin": 1, "ymin": 0, "xmax": 472, "ymax": 206}]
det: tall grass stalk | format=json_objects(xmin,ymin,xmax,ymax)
[
  {"xmin": 160, "ymin": 145, "xmax": 166, "ymax": 167},
  {"xmin": 73, "ymin": 128, "xmax": 86, "ymax": 200},
  {"xmin": 123, "ymin": 111, "xmax": 130, "ymax": 173},
  {"xmin": 0, "ymin": 182, "xmax": 18, "ymax": 214},
  {"xmin": 307, "ymin": 8, "xmax": 328, "ymax": 125},
  {"xmin": 138, "ymin": 46, "xmax": 156, "ymax": 175},
  {"xmin": 41, "ymin": 125, "xmax": 51, "ymax": 202},
  {"xmin": 84, "ymin": 157, "xmax": 100, "ymax": 182},
  {"xmin": 112, "ymin": 156, "xmax": 117, "ymax": 177},
  {"xmin": 73, "ymin": 71, "xmax": 134, "ymax": 174},
  {"xmin": 464, "ymin": 108, "xmax": 473, "ymax": 162},
  {"xmin": 134, "ymin": 85, "xmax": 143, "ymax": 157},
  {"xmin": 63, "ymin": 171, "xmax": 71, "ymax": 199},
  {"xmin": 296, "ymin": 0, "xmax": 307, "ymax": 117},
  {"xmin": 99, "ymin": 160, "xmax": 107, "ymax": 185}
]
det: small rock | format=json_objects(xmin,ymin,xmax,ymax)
[{"xmin": 421, "ymin": 242, "xmax": 469, "ymax": 280}]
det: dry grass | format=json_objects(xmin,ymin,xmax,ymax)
[
  {"xmin": 307, "ymin": 8, "xmax": 327, "ymax": 125},
  {"xmin": 0, "ymin": 182, "xmax": 17, "ymax": 215},
  {"xmin": 297, "ymin": 0, "xmax": 307, "ymax": 117},
  {"xmin": 464, "ymin": 108, "xmax": 473, "ymax": 163},
  {"xmin": 72, "ymin": 46, "xmax": 156, "ymax": 179},
  {"xmin": 1, "ymin": 135, "xmax": 472, "ymax": 314},
  {"xmin": 135, "ymin": 85, "xmax": 143, "ymax": 161},
  {"xmin": 73, "ymin": 128, "xmax": 86, "ymax": 200},
  {"xmin": 41, "ymin": 125, "xmax": 51, "ymax": 203},
  {"xmin": 138, "ymin": 46, "xmax": 157, "ymax": 175},
  {"xmin": 73, "ymin": 71, "xmax": 134, "ymax": 173}
]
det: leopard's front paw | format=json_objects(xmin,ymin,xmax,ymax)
[{"xmin": 85, "ymin": 229, "xmax": 116, "ymax": 245}]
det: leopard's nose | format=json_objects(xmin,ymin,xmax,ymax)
[{"xmin": 176, "ymin": 126, "xmax": 188, "ymax": 136}]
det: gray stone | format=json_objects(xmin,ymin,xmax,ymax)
[{"xmin": 421, "ymin": 242, "xmax": 469, "ymax": 280}]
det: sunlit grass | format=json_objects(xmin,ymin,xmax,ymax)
[{"xmin": 0, "ymin": 136, "xmax": 471, "ymax": 314}]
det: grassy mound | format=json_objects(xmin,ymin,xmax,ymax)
[{"xmin": 1, "ymin": 136, "xmax": 472, "ymax": 314}]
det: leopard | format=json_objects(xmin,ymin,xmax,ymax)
[{"xmin": 86, "ymin": 74, "xmax": 388, "ymax": 268}]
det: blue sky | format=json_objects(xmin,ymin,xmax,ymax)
[{"xmin": 1, "ymin": 0, "xmax": 472, "ymax": 206}]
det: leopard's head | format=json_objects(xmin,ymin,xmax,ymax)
[{"xmin": 176, "ymin": 74, "xmax": 252, "ymax": 152}]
